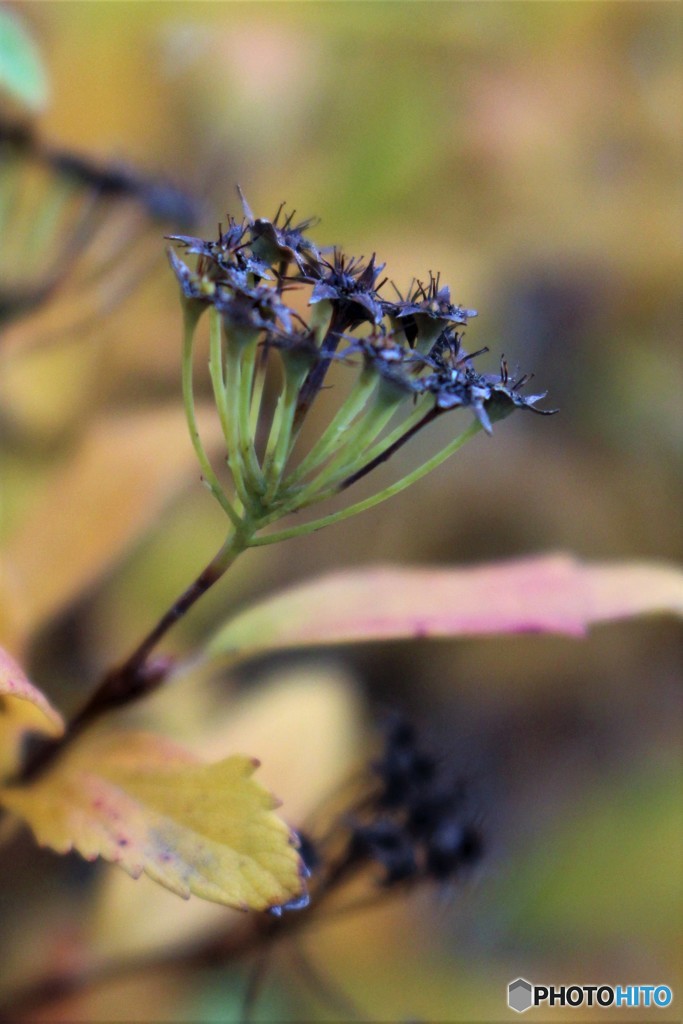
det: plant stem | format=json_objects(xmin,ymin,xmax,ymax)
[
  {"xmin": 104, "ymin": 528, "xmax": 249, "ymax": 686},
  {"xmin": 284, "ymin": 366, "xmax": 378, "ymax": 486},
  {"xmin": 340, "ymin": 404, "xmax": 441, "ymax": 490},
  {"xmin": 181, "ymin": 308, "xmax": 241, "ymax": 528},
  {"xmin": 260, "ymin": 386, "xmax": 285, "ymax": 481},
  {"xmin": 292, "ymin": 314, "xmax": 344, "ymax": 430},
  {"xmin": 237, "ymin": 336, "xmax": 266, "ymax": 492},
  {"xmin": 208, "ymin": 308, "xmax": 255, "ymax": 512},
  {"xmin": 262, "ymin": 366, "xmax": 306, "ymax": 503},
  {"xmin": 249, "ymin": 343, "xmax": 269, "ymax": 439},
  {"xmin": 292, "ymin": 388, "xmax": 399, "ymax": 502},
  {"xmin": 251, "ymin": 419, "xmax": 482, "ymax": 545},
  {"xmin": 19, "ymin": 525, "xmax": 254, "ymax": 781},
  {"xmin": 357, "ymin": 396, "xmax": 432, "ymax": 469}
]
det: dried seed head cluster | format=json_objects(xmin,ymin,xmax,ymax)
[
  {"xmin": 259, "ymin": 716, "xmax": 483, "ymax": 1022},
  {"xmin": 170, "ymin": 191, "xmax": 555, "ymax": 542},
  {"xmin": 0, "ymin": 121, "xmax": 201, "ymax": 224},
  {"xmin": 0, "ymin": 118, "xmax": 202, "ymax": 331},
  {"xmin": 294, "ymin": 714, "xmax": 483, "ymax": 912}
]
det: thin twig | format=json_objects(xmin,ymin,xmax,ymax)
[{"xmin": 17, "ymin": 528, "xmax": 249, "ymax": 783}]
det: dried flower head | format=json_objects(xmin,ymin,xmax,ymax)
[{"xmin": 169, "ymin": 190, "xmax": 556, "ymax": 547}]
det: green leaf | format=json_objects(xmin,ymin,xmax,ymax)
[
  {"xmin": 206, "ymin": 555, "xmax": 683, "ymax": 663},
  {"xmin": 0, "ymin": 8, "xmax": 48, "ymax": 111}
]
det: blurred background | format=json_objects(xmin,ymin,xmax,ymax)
[{"xmin": 0, "ymin": 2, "xmax": 681, "ymax": 1020}]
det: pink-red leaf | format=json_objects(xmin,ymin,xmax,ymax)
[{"xmin": 207, "ymin": 554, "xmax": 683, "ymax": 662}]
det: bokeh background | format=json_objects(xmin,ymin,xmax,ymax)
[{"xmin": 1, "ymin": 2, "xmax": 681, "ymax": 1021}]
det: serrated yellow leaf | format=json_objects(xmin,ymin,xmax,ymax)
[
  {"xmin": 90, "ymin": 665, "xmax": 362, "ymax": 963},
  {"xmin": 0, "ymin": 730, "xmax": 304, "ymax": 912},
  {"xmin": 0, "ymin": 644, "xmax": 64, "ymax": 779},
  {"xmin": 4, "ymin": 403, "xmax": 224, "ymax": 639}
]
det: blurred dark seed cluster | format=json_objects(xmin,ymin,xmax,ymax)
[
  {"xmin": 296, "ymin": 714, "xmax": 483, "ymax": 911},
  {"xmin": 0, "ymin": 118, "xmax": 203, "ymax": 332}
]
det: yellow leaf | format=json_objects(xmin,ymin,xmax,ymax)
[
  {"xmin": 197, "ymin": 665, "xmax": 364, "ymax": 823},
  {"xmin": 90, "ymin": 665, "xmax": 362, "ymax": 962},
  {"xmin": 4, "ymin": 403, "xmax": 224, "ymax": 639},
  {"xmin": 0, "ymin": 730, "xmax": 304, "ymax": 912},
  {"xmin": 0, "ymin": 644, "xmax": 64, "ymax": 780}
]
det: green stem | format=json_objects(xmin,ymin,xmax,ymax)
[
  {"xmin": 260, "ymin": 375, "xmax": 285, "ymax": 480},
  {"xmin": 251, "ymin": 419, "xmax": 483, "ymax": 546},
  {"xmin": 262, "ymin": 367, "xmax": 306, "ymax": 503},
  {"xmin": 249, "ymin": 345, "xmax": 268, "ymax": 439},
  {"xmin": 208, "ymin": 307, "xmax": 255, "ymax": 512},
  {"xmin": 182, "ymin": 308, "xmax": 241, "ymax": 528},
  {"xmin": 294, "ymin": 388, "xmax": 400, "ymax": 502},
  {"xmin": 292, "ymin": 311, "xmax": 342, "ymax": 431},
  {"xmin": 358, "ymin": 396, "xmax": 432, "ymax": 469},
  {"xmin": 284, "ymin": 366, "xmax": 378, "ymax": 486},
  {"xmin": 237, "ymin": 337, "xmax": 266, "ymax": 492}
]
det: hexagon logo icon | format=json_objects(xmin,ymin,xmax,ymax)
[{"xmin": 508, "ymin": 978, "xmax": 533, "ymax": 1013}]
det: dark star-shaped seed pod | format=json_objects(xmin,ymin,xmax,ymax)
[
  {"xmin": 346, "ymin": 330, "xmax": 407, "ymax": 366},
  {"xmin": 167, "ymin": 247, "xmax": 218, "ymax": 306},
  {"xmin": 267, "ymin": 324, "xmax": 344, "ymax": 376},
  {"xmin": 385, "ymin": 272, "xmax": 477, "ymax": 351},
  {"xmin": 417, "ymin": 355, "xmax": 557, "ymax": 434},
  {"xmin": 168, "ymin": 218, "xmax": 274, "ymax": 281},
  {"xmin": 238, "ymin": 187, "xmax": 321, "ymax": 273},
  {"xmin": 309, "ymin": 251, "xmax": 386, "ymax": 330},
  {"xmin": 216, "ymin": 277, "xmax": 296, "ymax": 339}
]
